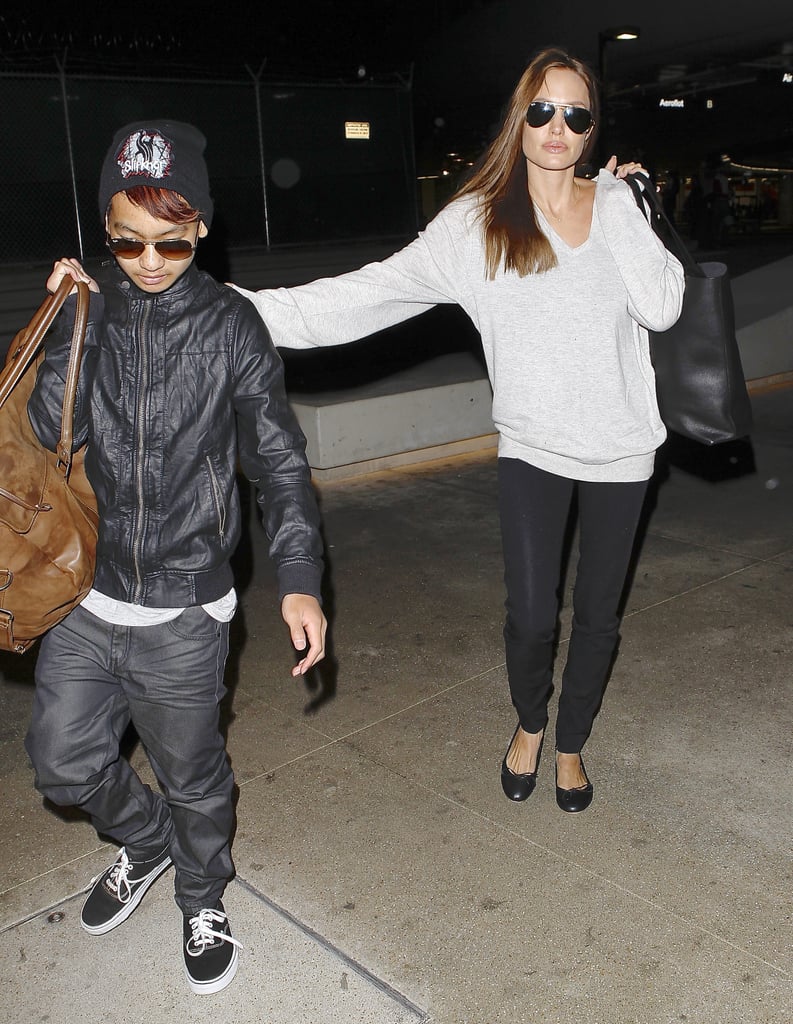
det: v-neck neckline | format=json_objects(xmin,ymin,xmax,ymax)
[{"xmin": 536, "ymin": 199, "xmax": 596, "ymax": 253}]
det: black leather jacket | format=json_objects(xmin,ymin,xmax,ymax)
[{"xmin": 28, "ymin": 263, "xmax": 323, "ymax": 606}]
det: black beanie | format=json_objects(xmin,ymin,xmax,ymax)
[{"xmin": 98, "ymin": 120, "xmax": 213, "ymax": 228}]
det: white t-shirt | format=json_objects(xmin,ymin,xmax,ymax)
[{"xmin": 81, "ymin": 587, "xmax": 237, "ymax": 625}]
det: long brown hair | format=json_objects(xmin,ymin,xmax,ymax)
[{"xmin": 456, "ymin": 47, "xmax": 599, "ymax": 278}]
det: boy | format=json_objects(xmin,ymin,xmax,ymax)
[{"xmin": 25, "ymin": 121, "xmax": 326, "ymax": 995}]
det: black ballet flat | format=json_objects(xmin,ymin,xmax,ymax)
[
  {"xmin": 555, "ymin": 755, "xmax": 594, "ymax": 813},
  {"xmin": 500, "ymin": 725, "xmax": 542, "ymax": 802}
]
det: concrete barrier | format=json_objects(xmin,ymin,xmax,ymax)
[
  {"xmin": 733, "ymin": 255, "xmax": 793, "ymax": 381},
  {"xmin": 290, "ymin": 352, "xmax": 496, "ymax": 481}
]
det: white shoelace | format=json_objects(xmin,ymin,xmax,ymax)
[
  {"xmin": 185, "ymin": 907, "xmax": 243, "ymax": 958},
  {"xmin": 98, "ymin": 849, "xmax": 133, "ymax": 904}
]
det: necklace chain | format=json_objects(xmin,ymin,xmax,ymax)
[{"xmin": 534, "ymin": 183, "xmax": 581, "ymax": 222}]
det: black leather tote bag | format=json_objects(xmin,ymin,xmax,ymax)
[{"xmin": 626, "ymin": 173, "xmax": 752, "ymax": 445}]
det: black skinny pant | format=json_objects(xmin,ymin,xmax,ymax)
[{"xmin": 498, "ymin": 458, "xmax": 648, "ymax": 753}]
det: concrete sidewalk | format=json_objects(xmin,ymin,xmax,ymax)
[{"xmin": 1, "ymin": 384, "xmax": 792, "ymax": 1023}]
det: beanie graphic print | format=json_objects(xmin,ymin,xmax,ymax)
[
  {"xmin": 98, "ymin": 120, "xmax": 214, "ymax": 227},
  {"xmin": 116, "ymin": 129, "xmax": 173, "ymax": 183}
]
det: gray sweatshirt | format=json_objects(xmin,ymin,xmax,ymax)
[{"xmin": 235, "ymin": 171, "xmax": 685, "ymax": 482}]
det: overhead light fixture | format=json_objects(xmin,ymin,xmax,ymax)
[
  {"xmin": 600, "ymin": 25, "xmax": 640, "ymax": 43},
  {"xmin": 597, "ymin": 24, "xmax": 641, "ymax": 160},
  {"xmin": 598, "ymin": 26, "xmax": 641, "ymax": 80}
]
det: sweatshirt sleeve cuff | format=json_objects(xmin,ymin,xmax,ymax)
[{"xmin": 277, "ymin": 561, "xmax": 323, "ymax": 604}]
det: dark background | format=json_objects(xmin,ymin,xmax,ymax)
[
  {"xmin": 3, "ymin": 0, "xmax": 792, "ymax": 175},
  {"xmin": 1, "ymin": 3, "xmax": 790, "ymax": 426}
]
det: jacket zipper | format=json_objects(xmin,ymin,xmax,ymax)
[
  {"xmin": 205, "ymin": 455, "xmax": 226, "ymax": 541},
  {"xmin": 132, "ymin": 300, "xmax": 152, "ymax": 602}
]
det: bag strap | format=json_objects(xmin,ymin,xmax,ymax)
[
  {"xmin": 56, "ymin": 282, "xmax": 90, "ymax": 473},
  {"xmin": 0, "ymin": 277, "xmax": 90, "ymax": 478},
  {"xmin": 624, "ymin": 172, "xmax": 703, "ymax": 277}
]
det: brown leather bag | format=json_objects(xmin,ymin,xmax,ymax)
[{"xmin": 0, "ymin": 278, "xmax": 98, "ymax": 653}]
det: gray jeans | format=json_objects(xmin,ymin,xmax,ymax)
[{"xmin": 25, "ymin": 603, "xmax": 235, "ymax": 915}]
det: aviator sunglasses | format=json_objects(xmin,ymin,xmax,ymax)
[
  {"xmin": 526, "ymin": 101, "xmax": 594, "ymax": 135},
  {"xmin": 105, "ymin": 234, "xmax": 198, "ymax": 260}
]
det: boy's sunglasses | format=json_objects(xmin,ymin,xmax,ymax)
[
  {"xmin": 526, "ymin": 102, "xmax": 594, "ymax": 135},
  {"xmin": 106, "ymin": 235, "xmax": 197, "ymax": 260}
]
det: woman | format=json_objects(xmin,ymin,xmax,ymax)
[{"xmin": 234, "ymin": 47, "xmax": 685, "ymax": 812}]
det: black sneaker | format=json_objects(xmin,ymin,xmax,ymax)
[
  {"xmin": 80, "ymin": 846, "xmax": 172, "ymax": 935},
  {"xmin": 183, "ymin": 900, "xmax": 242, "ymax": 995}
]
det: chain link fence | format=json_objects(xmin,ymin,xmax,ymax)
[{"xmin": 0, "ymin": 60, "xmax": 419, "ymax": 265}]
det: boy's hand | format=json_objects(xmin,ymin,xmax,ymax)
[
  {"xmin": 47, "ymin": 258, "xmax": 100, "ymax": 295},
  {"xmin": 281, "ymin": 594, "xmax": 327, "ymax": 676}
]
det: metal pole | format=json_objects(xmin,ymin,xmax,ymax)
[
  {"xmin": 246, "ymin": 62, "xmax": 271, "ymax": 249},
  {"xmin": 401, "ymin": 63, "xmax": 420, "ymax": 235},
  {"xmin": 597, "ymin": 34, "xmax": 609, "ymax": 168},
  {"xmin": 56, "ymin": 50, "xmax": 85, "ymax": 260}
]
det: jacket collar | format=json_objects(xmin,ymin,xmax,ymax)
[{"xmin": 106, "ymin": 260, "xmax": 202, "ymax": 301}]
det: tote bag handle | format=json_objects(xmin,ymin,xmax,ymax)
[{"xmin": 0, "ymin": 278, "xmax": 90, "ymax": 477}]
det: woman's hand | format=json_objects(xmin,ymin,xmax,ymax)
[
  {"xmin": 46, "ymin": 258, "xmax": 100, "ymax": 296},
  {"xmin": 605, "ymin": 156, "xmax": 649, "ymax": 180}
]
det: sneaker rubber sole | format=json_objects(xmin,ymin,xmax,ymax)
[
  {"xmin": 80, "ymin": 854, "xmax": 173, "ymax": 935},
  {"xmin": 185, "ymin": 944, "xmax": 239, "ymax": 995}
]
